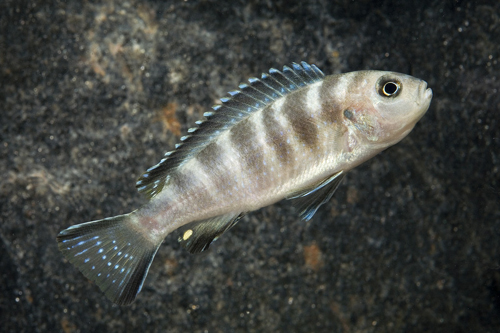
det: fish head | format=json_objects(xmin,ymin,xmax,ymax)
[{"xmin": 342, "ymin": 71, "xmax": 433, "ymax": 148}]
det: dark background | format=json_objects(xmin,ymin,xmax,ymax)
[{"xmin": 1, "ymin": 0, "xmax": 499, "ymax": 332}]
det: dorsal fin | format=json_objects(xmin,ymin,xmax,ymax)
[{"xmin": 136, "ymin": 61, "xmax": 325, "ymax": 199}]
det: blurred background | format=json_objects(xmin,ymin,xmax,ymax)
[{"xmin": 1, "ymin": 0, "xmax": 499, "ymax": 331}]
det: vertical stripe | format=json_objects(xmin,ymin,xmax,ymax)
[
  {"xmin": 347, "ymin": 71, "xmax": 370, "ymax": 93},
  {"xmin": 192, "ymin": 142, "xmax": 232, "ymax": 194},
  {"xmin": 282, "ymin": 86, "xmax": 319, "ymax": 149},
  {"xmin": 262, "ymin": 100, "xmax": 295, "ymax": 167},
  {"xmin": 228, "ymin": 118, "xmax": 265, "ymax": 175},
  {"xmin": 319, "ymin": 75, "xmax": 343, "ymax": 125}
]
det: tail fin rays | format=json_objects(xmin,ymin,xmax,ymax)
[{"xmin": 57, "ymin": 213, "xmax": 161, "ymax": 305}]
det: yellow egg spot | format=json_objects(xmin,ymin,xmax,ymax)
[{"xmin": 183, "ymin": 229, "xmax": 193, "ymax": 241}]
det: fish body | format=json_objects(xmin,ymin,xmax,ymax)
[{"xmin": 57, "ymin": 62, "xmax": 432, "ymax": 305}]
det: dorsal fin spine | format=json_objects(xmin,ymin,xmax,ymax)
[
  {"xmin": 238, "ymin": 91, "xmax": 264, "ymax": 105},
  {"xmin": 259, "ymin": 73, "xmax": 285, "ymax": 97},
  {"xmin": 297, "ymin": 62, "xmax": 316, "ymax": 80},
  {"xmin": 271, "ymin": 68, "xmax": 295, "ymax": 89},
  {"xmin": 283, "ymin": 65, "xmax": 304, "ymax": 86},
  {"xmin": 221, "ymin": 103, "xmax": 255, "ymax": 113},
  {"xmin": 240, "ymin": 81, "xmax": 275, "ymax": 101},
  {"xmin": 265, "ymin": 69, "xmax": 294, "ymax": 92},
  {"xmin": 311, "ymin": 64, "xmax": 324, "ymax": 78},
  {"xmin": 290, "ymin": 62, "xmax": 313, "ymax": 83}
]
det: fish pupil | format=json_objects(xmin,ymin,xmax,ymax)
[{"xmin": 382, "ymin": 82, "xmax": 399, "ymax": 96}]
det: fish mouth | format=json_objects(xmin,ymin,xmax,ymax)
[
  {"xmin": 420, "ymin": 80, "xmax": 433, "ymax": 100},
  {"xmin": 408, "ymin": 80, "xmax": 432, "ymax": 124}
]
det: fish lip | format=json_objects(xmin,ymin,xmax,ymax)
[
  {"xmin": 420, "ymin": 80, "xmax": 433, "ymax": 100},
  {"xmin": 425, "ymin": 87, "xmax": 433, "ymax": 100}
]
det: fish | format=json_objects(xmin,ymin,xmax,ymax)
[{"xmin": 57, "ymin": 62, "xmax": 433, "ymax": 305}]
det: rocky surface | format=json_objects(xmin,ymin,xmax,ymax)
[{"xmin": 1, "ymin": 0, "xmax": 499, "ymax": 331}]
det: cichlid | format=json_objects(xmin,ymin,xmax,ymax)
[{"xmin": 57, "ymin": 62, "xmax": 432, "ymax": 305}]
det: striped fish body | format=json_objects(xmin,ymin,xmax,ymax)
[
  {"xmin": 160, "ymin": 77, "xmax": 348, "ymax": 228},
  {"xmin": 57, "ymin": 63, "xmax": 433, "ymax": 305}
]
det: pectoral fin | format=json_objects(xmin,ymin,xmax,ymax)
[
  {"xmin": 287, "ymin": 170, "xmax": 345, "ymax": 221},
  {"xmin": 179, "ymin": 212, "xmax": 245, "ymax": 254}
]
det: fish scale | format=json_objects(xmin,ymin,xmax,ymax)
[{"xmin": 57, "ymin": 62, "xmax": 432, "ymax": 305}]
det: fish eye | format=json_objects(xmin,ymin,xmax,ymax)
[
  {"xmin": 377, "ymin": 77, "xmax": 402, "ymax": 98},
  {"xmin": 382, "ymin": 82, "xmax": 400, "ymax": 96}
]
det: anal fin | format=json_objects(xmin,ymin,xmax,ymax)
[
  {"xmin": 287, "ymin": 170, "xmax": 345, "ymax": 221},
  {"xmin": 179, "ymin": 212, "xmax": 245, "ymax": 254}
]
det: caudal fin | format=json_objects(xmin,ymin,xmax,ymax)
[{"xmin": 57, "ymin": 213, "xmax": 161, "ymax": 305}]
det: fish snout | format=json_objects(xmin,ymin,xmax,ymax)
[{"xmin": 420, "ymin": 80, "xmax": 433, "ymax": 100}]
